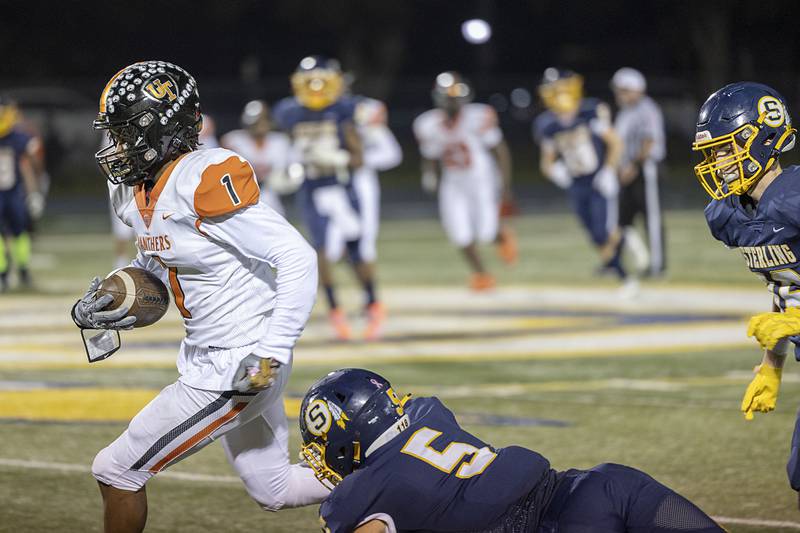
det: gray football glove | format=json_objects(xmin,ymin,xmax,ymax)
[
  {"xmin": 71, "ymin": 277, "xmax": 137, "ymax": 330},
  {"xmin": 232, "ymin": 355, "xmax": 280, "ymax": 393}
]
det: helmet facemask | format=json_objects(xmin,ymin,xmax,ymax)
[
  {"xmin": 95, "ymin": 111, "xmax": 200, "ymax": 186},
  {"xmin": 693, "ymin": 114, "xmax": 795, "ymax": 200},
  {"xmin": 539, "ymin": 75, "xmax": 583, "ymax": 114},
  {"xmin": 291, "ymin": 69, "xmax": 344, "ymax": 111}
]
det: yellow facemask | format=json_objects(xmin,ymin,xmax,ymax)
[
  {"xmin": 539, "ymin": 75, "xmax": 583, "ymax": 114},
  {"xmin": 692, "ymin": 115, "xmax": 796, "ymax": 200},
  {"xmin": 300, "ymin": 441, "xmax": 344, "ymax": 487},
  {"xmin": 0, "ymin": 105, "xmax": 18, "ymax": 137},
  {"xmin": 291, "ymin": 70, "xmax": 344, "ymax": 111}
]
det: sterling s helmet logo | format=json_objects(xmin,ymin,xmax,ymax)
[
  {"xmin": 305, "ymin": 399, "xmax": 333, "ymax": 437},
  {"xmin": 144, "ymin": 76, "xmax": 178, "ymax": 103},
  {"xmin": 758, "ymin": 96, "xmax": 786, "ymax": 128}
]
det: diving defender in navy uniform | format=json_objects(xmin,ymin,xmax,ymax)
[
  {"xmin": 273, "ymin": 56, "xmax": 383, "ymax": 341},
  {"xmin": 299, "ymin": 368, "xmax": 723, "ymax": 533},
  {"xmin": 696, "ymin": 82, "xmax": 800, "ymax": 496},
  {"xmin": 533, "ymin": 69, "xmax": 636, "ymax": 295}
]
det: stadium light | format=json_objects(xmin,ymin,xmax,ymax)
[
  {"xmin": 510, "ymin": 88, "xmax": 531, "ymax": 108},
  {"xmin": 461, "ymin": 19, "xmax": 492, "ymax": 44}
]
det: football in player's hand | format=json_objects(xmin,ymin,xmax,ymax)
[{"xmin": 97, "ymin": 267, "xmax": 169, "ymax": 328}]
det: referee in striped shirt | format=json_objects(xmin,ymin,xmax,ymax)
[{"xmin": 611, "ymin": 68, "xmax": 667, "ymax": 277}]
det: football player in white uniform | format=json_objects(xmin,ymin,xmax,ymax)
[
  {"xmin": 326, "ymin": 95, "xmax": 402, "ymax": 288},
  {"xmin": 72, "ymin": 61, "xmax": 328, "ymax": 533},
  {"xmin": 413, "ymin": 72, "xmax": 516, "ymax": 291},
  {"xmin": 221, "ymin": 100, "xmax": 290, "ymax": 215},
  {"xmin": 107, "ymin": 113, "xmax": 218, "ymax": 270}
]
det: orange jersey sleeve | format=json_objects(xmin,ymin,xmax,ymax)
[{"xmin": 194, "ymin": 155, "xmax": 260, "ymax": 218}]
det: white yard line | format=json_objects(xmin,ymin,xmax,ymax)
[{"xmin": 0, "ymin": 458, "xmax": 797, "ymax": 530}]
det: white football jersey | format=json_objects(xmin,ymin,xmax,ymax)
[
  {"xmin": 412, "ymin": 103, "xmax": 502, "ymax": 181},
  {"xmin": 220, "ymin": 130, "xmax": 290, "ymax": 186},
  {"xmin": 354, "ymin": 97, "xmax": 402, "ymax": 173},
  {"xmin": 110, "ymin": 148, "xmax": 317, "ymax": 389}
]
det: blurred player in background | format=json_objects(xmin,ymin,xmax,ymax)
[
  {"xmin": 0, "ymin": 95, "xmax": 44, "ymax": 291},
  {"xmin": 108, "ymin": 114, "xmax": 218, "ymax": 269},
  {"xmin": 534, "ymin": 69, "xmax": 632, "ymax": 294},
  {"xmin": 221, "ymin": 100, "xmax": 290, "ymax": 215},
  {"xmin": 274, "ymin": 56, "xmax": 383, "ymax": 341},
  {"xmin": 696, "ymin": 82, "xmax": 800, "ymax": 497},
  {"xmin": 299, "ymin": 368, "xmax": 724, "ymax": 533},
  {"xmin": 413, "ymin": 71, "xmax": 516, "ymax": 291},
  {"xmin": 326, "ymin": 89, "xmax": 402, "ymax": 297},
  {"xmin": 611, "ymin": 67, "xmax": 667, "ymax": 278},
  {"xmin": 74, "ymin": 61, "xmax": 327, "ymax": 533}
]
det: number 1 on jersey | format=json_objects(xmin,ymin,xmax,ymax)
[{"xmin": 220, "ymin": 174, "xmax": 241, "ymax": 206}]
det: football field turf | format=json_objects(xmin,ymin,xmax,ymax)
[{"xmin": 1, "ymin": 208, "xmax": 799, "ymax": 532}]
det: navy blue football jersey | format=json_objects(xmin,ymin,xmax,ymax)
[
  {"xmin": 532, "ymin": 98, "xmax": 610, "ymax": 181},
  {"xmin": 705, "ymin": 165, "xmax": 800, "ymax": 310},
  {"xmin": 319, "ymin": 397, "xmax": 555, "ymax": 533},
  {"xmin": 272, "ymin": 96, "xmax": 357, "ymax": 186},
  {"xmin": 0, "ymin": 129, "xmax": 32, "ymax": 193}
]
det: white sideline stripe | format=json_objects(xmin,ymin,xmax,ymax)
[
  {"xmin": 0, "ymin": 458, "xmax": 240, "ymax": 484},
  {"xmin": 713, "ymin": 516, "xmax": 800, "ymax": 529},
  {"xmin": 1, "ymin": 459, "xmax": 799, "ymax": 530}
]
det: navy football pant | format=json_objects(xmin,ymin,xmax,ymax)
[
  {"xmin": 567, "ymin": 182, "xmax": 613, "ymax": 246},
  {"xmin": 0, "ymin": 187, "xmax": 28, "ymax": 237},
  {"xmin": 540, "ymin": 463, "xmax": 724, "ymax": 533}
]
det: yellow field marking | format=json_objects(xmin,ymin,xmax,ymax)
[
  {"xmin": 0, "ymin": 339, "xmax": 755, "ymax": 370},
  {"xmin": 0, "ymin": 389, "xmax": 301, "ymax": 422}
]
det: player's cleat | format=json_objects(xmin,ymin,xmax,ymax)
[
  {"xmin": 496, "ymin": 226, "xmax": 518, "ymax": 265},
  {"xmin": 469, "ymin": 272, "xmax": 496, "ymax": 292},
  {"xmin": 329, "ymin": 309, "xmax": 352, "ymax": 341},
  {"xmin": 17, "ymin": 268, "xmax": 31, "ymax": 289},
  {"xmin": 618, "ymin": 277, "xmax": 640, "ymax": 300},
  {"xmin": 364, "ymin": 302, "xmax": 386, "ymax": 341}
]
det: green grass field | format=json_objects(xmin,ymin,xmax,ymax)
[{"xmin": 1, "ymin": 208, "xmax": 799, "ymax": 532}]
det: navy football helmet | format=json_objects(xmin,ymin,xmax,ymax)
[
  {"xmin": 299, "ymin": 368, "xmax": 410, "ymax": 487},
  {"xmin": 0, "ymin": 94, "xmax": 18, "ymax": 138},
  {"xmin": 432, "ymin": 71, "xmax": 473, "ymax": 115},
  {"xmin": 693, "ymin": 81, "xmax": 796, "ymax": 200},
  {"xmin": 93, "ymin": 61, "xmax": 202, "ymax": 186},
  {"xmin": 539, "ymin": 68, "xmax": 583, "ymax": 114},
  {"xmin": 291, "ymin": 56, "xmax": 344, "ymax": 111}
]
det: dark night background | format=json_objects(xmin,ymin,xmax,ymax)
[{"xmin": 3, "ymin": 0, "xmax": 800, "ymax": 206}]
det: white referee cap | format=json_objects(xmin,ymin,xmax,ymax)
[{"xmin": 611, "ymin": 67, "xmax": 646, "ymax": 92}]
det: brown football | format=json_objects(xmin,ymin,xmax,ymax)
[{"xmin": 97, "ymin": 267, "xmax": 170, "ymax": 328}]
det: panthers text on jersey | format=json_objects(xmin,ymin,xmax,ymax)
[
  {"xmin": 533, "ymin": 98, "xmax": 611, "ymax": 181},
  {"xmin": 109, "ymin": 147, "xmax": 317, "ymax": 390},
  {"xmin": 412, "ymin": 103, "xmax": 502, "ymax": 182},
  {"xmin": 705, "ymin": 165, "xmax": 800, "ymax": 311},
  {"xmin": 319, "ymin": 396, "xmax": 557, "ymax": 533}
]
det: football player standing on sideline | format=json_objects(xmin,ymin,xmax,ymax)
[
  {"xmin": 611, "ymin": 67, "xmax": 667, "ymax": 278},
  {"xmin": 274, "ymin": 56, "xmax": 384, "ymax": 341},
  {"xmin": 413, "ymin": 72, "xmax": 517, "ymax": 291},
  {"xmin": 0, "ymin": 95, "xmax": 44, "ymax": 291},
  {"xmin": 533, "ymin": 69, "xmax": 633, "ymax": 295},
  {"xmin": 221, "ymin": 100, "xmax": 290, "ymax": 215},
  {"xmin": 694, "ymin": 82, "xmax": 800, "ymax": 495},
  {"xmin": 71, "ymin": 61, "xmax": 328, "ymax": 533},
  {"xmin": 299, "ymin": 368, "xmax": 724, "ymax": 533}
]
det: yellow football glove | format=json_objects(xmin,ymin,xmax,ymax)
[
  {"xmin": 748, "ymin": 307, "xmax": 800, "ymax": 350},
  {"xmin": 741, "ymin": 363, "xmax": 782, "ymax": 420}
]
